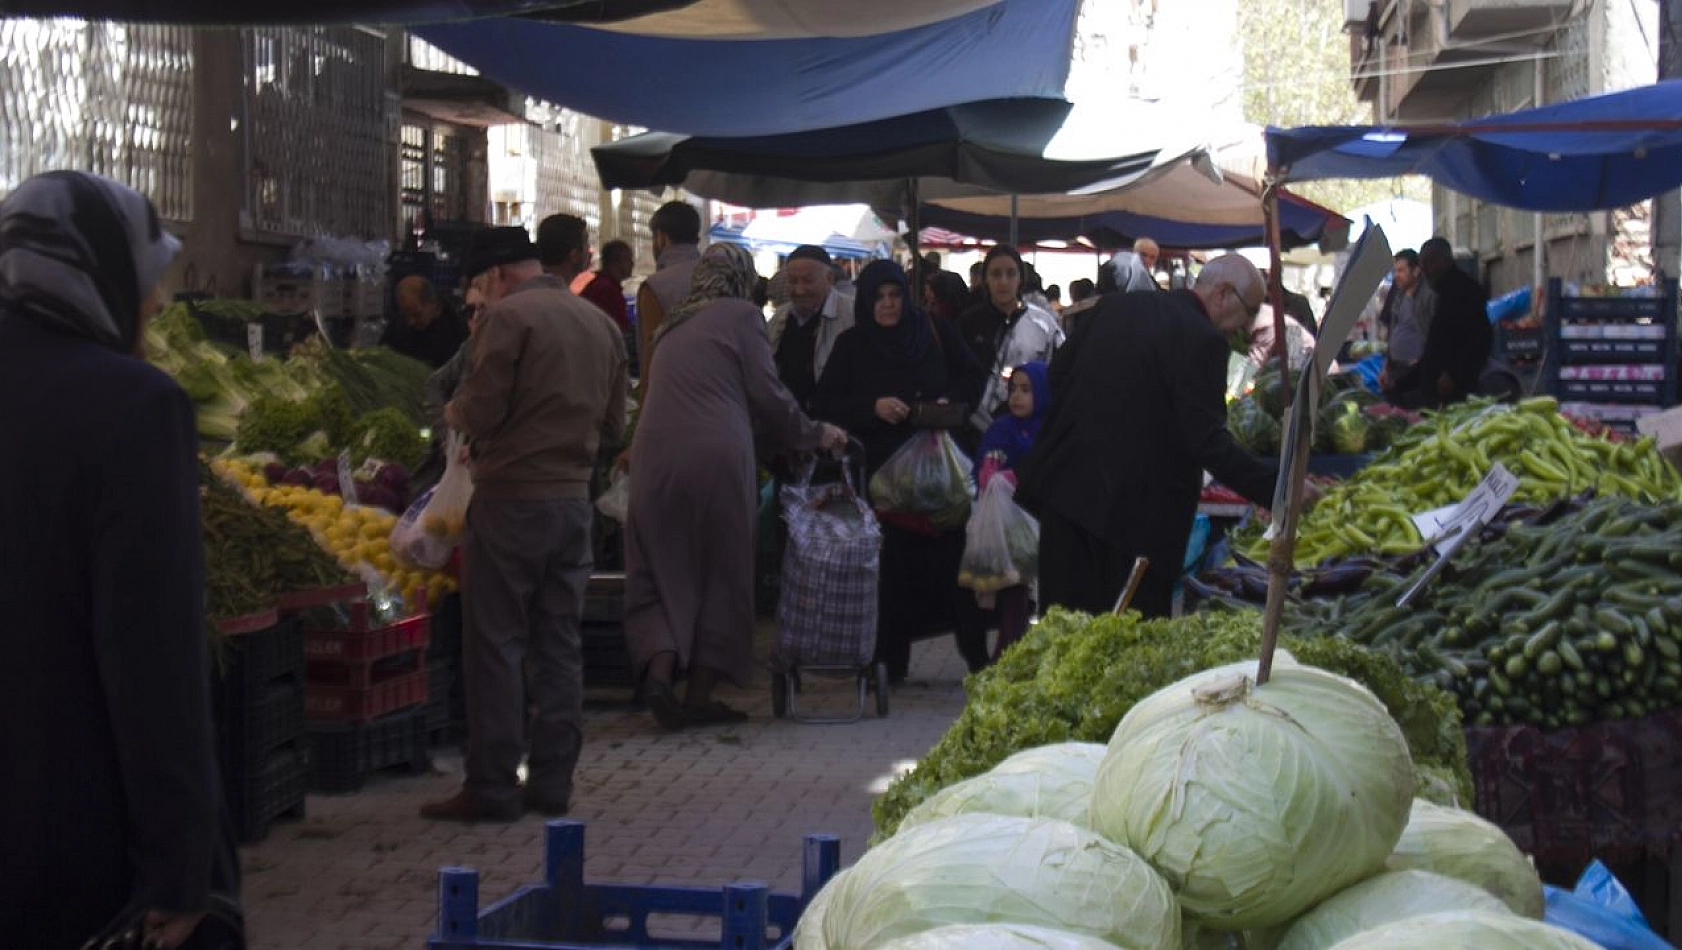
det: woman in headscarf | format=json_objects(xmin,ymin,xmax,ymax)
[
  {"xmin": 624, "ymin": 243, "xmax": 847, "ymax": 730},
  {"xmin": 815, "ymin": 260, "xmax": 991, "ymax": 681},
  {"xmin": 0, "ymin": 172, "xmax": 236, "ymax": 949}
]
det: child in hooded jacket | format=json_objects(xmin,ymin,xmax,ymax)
[{"xmin": 972, "ymin": 361, "xmax": 1049, "ymax": 661}]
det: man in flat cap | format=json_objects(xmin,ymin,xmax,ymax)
[
  {"xmin": 766, "ymin": 244, "xmax": 854, "ymax": 415},
  {"xmin": 422, "ymin": 226, "xmax": 629, "ymax": 823}
]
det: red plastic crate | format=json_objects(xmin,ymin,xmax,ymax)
[
  {"xmin": 303, "ymin": 612, "xmax": 429, "ymax": 662},
  {"xmin": 307, "ymin": 647, "xmax": 424, "ymax": 689},
  {"xmin": 306, "ymin": 669, "xmax": 429, "ymax": 721},
  {"xmin": 278, "ymin": 583, "xmax": 368, "ymax": 614}
]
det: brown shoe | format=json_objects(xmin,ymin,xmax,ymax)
[
  {"xmin": 523, "ymin": 790, "xmax": 571, "ymax": 817},
  {"xmin": 419, "ymin": 790, "xmax": 521, "ymax": 823}
]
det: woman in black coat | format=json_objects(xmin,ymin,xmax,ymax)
[
  {"xmin": 815, "ymin": 260, "xmax": 990, "ymax": 680},
  {"xmin": 0, "ymin": 172, "xmax": 234, "ymax": 949}
]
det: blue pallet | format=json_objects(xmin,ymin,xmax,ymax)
[{"xmin": 429, "ymin": 820, "xmax": 841, "ymax": 950}]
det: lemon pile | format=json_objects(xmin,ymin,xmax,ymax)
[{"xmin": 211, "ymin": 457, "xmax": 457, "ymax": 611}]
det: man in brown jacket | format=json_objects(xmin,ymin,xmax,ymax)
[{"xmin": 422, "ymin": 226, "xmax": 629, "ymax": 822}]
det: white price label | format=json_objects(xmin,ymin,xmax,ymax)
[
  {"xmin": 1410, "ymin": 463, "xmax": 1520, "ymax": 555},
  {"xmin": 246, "ymin": 323, "xmax": 264, "ymax": 361},
  {"xmin": 337, "ymin": 451, "xmax": 359, "ymax": 506}
]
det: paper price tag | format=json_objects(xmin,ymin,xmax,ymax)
[
  {"xmin": 337, "ymin": 451, "xmax": 360, "ymax": 506},
  {"xmin": 247, "ymin": 323, "xmax": 264, "ymax": 361},
  {"xmin": 1410, "ymin": 463, "xmax": 1520, "ymax": 555}
]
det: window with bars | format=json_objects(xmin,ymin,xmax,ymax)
[
  {"xmin": 0, "ymin": 19, "xmax": 194, "ymax": 220},
  {"xmin": 244, "ymin": 25, "xmax": 393, "ymax": 240}
]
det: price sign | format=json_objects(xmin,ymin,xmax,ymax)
[
  {"xmin": 337, "ymin": 451, "xmax": 360, "ymax": 506},
  {"xmin": 1396, "ymin": 463, "xmax": 1519, "ymax": 606},
  {"xmin": 1410, "ymin": 463, "xmax": 1520, "ymax": 555}
]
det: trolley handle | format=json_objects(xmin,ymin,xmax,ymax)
[{"xmin": 795, "ymin": 437, "xmax": 868, "ymax": 503}]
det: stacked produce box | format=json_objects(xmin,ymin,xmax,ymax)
[
  {"xmin": 298, "ymin": 598, "xmax": 433, "ymax": 793},
  {"xmin": 1545, "ymin": 278, "xmax": 1679, "ymax": 435}
]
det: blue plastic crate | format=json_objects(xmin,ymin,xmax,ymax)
[{"xmin": 429, "ymin": 820, "xmax": 841, "ymax": 950}]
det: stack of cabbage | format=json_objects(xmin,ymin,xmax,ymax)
[{"xmin": 797, "ymin": 659, "xmax": 1591, "ymax": 949}]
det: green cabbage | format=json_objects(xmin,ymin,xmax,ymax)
[
  {"xmin": 824, "ymin": 815, "xmax": 1180, "ymax": 950},
  {"xmin": 1384, "ymin": 799, "xmax": 1544, "ymax": 918},
  {"xmin": 1090, "ymin": 662, "xmax": 1414, "ymax": 931},
  {"xmin": 899, "ymin": 743, "xmax": 1104, "ymax": 832},
  {"xmin": 1277, "ymin": 870, "xmax": 1509, "ymax": 950},
  {"xmin": 794, "ymin": 868, "xmax": 850, "ymax": 950},
  {"xmin": 874, "ymin": 924, "xmax": 1122, "ymax": 949},
  {"xmin": 1322, "ymin": 911, "xmax": 1600, "ymax": 949}
]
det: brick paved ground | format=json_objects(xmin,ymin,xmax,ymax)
[{"xmin": 240, "ymin": 635, "xmax": 971, "ymax": 949}]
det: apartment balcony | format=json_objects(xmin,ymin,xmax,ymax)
[{"xmin": 1445, "ymin": 0, "xmax": 1572, "ymax": 45}]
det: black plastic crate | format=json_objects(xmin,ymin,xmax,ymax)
[
  {"xmin": 583, "ymin": 621, "xmax": 634, "ymax": 688},
  {"xmin": 430, "ymin": 592, "xmax": 463, "ymax": 660},
  {"xmin": 229, "ymin": 740, "xmax": 308, "ymax": 844},
  {"xmin": 424, "ymin": 660, "xmax": 459, "ymax": 745},
  {"xmin": 219, "ymin": 678, "xmax": 305, "ymax": 777},
  {"xmin": 307, "ymin": 706, "xmax": 430, "ymax": 794},
  {"xmin": 215, "ymin": 619, "xmax": 304, "ymax": 698},
  {"xmin": 1560, "ymin": 336, "xmax": 1667, "ymax": 363}
]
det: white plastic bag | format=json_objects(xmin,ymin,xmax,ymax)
[
  {"xmin": 596, "ymin": 471, "xmax": 630, "ymax": 522},
  {"xmin": 421, "ymin": 430, "xmax": 473, "ymax": 537},
  {"xmin": 868, "ymin": 430, "xmax": 973, "ymax": 530},
  {"xmin": 958, "ymin": 476, "xmax": 1040, "ymax": 598},
  {"xmin": 391, "ymin": 485, "xmax": 454, "ymax": 569}
]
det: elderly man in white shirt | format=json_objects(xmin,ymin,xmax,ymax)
[{"xmin": 767, "ymin": 244, "xmax": 855, "ymax": 415}]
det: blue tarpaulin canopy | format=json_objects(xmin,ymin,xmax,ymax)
[
  {"xmin": 415, "ymin": 0, "xmax": 1077, "ymax": 137},
  {"xmin": 1267, "ymin": 80, "xmax": 1682, "ymax": 212}
]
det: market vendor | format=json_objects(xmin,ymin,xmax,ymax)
[
  {"xmin": 1016, "ymin": 254, "xmax": 1288, "ymax": 618},
  {"xmin": 381, "ymin": 273, "xmax": 468, "ymax": 369},
  {"xmin": 1389, "ymin": 237, "xmax": 1492, "ymax": 409}
]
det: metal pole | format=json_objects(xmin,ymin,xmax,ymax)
[
  {"xmin": 908, "ymin": 178, "xmax": 923, "ymax": 288},
  {"xmin": 1009, "ymin": 193, "xmax": 1020, "ymax": 248},
  {"xmin": 1265, "ymin": 181, "xmax": 1290, "ymax": 409}
]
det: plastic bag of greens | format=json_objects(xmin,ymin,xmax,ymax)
[
  {"xmin": 959, "ymin": 477, "xmax": 1040, "ymax": 600},
  {"xmin": 869, "ymin": 430, "xmax": 973, "ymax": 528}
]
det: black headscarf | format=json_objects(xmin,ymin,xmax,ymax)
[
  {"xmin": 0, "ymin": 170, "xmax": 180, "ymax": 353},
  {"xmin": 854, "ymin": 259, "xmax": 932, "ymax": 364}
]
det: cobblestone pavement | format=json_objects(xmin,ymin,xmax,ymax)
[{"xmin": 240, "ymin": 636, "xmax": 971, "ymax": 949}]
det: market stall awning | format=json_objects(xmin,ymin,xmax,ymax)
[
  {"xmin": 1267, "ymin": 79, "xmax": 1682, "ymax": 212},
  {"xmin": 591, "ymin": 97, "xmax": 1194, "ymax": 208},
  {"xmin": 916, "ymin": 197, "xmax": 1343, "ymax": 251},
  {"xmin": 915, "ymin": 124, "xmax": 1350, "ymax": 250},
  {"xmin": 5, "ymin": 0, "xmax": 998, "ymax": 30},
  {"xmin": 415, "ymin": 0, "xmax": 1077, "ymax": 137}
]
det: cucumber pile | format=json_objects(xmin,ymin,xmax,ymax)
[{"xmin": 1287, "ymin": 495, "xmax": 1682, "ymax": 730}]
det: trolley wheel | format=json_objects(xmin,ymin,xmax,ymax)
[
  {"xmin": 874, "ymin": 663, "xmax": 891, "ymax": 717},
  {"xmin": 772, "ymin": 671, "xmax": 790, "ymax": 719}
]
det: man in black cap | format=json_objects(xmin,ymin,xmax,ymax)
[
  {"xmin": 422, "ymin": 225, "xmax": 629, "ymax": 823},
  {"xmin": 766, "ymin": 244, "xmax": 854, "ymax": 415}
]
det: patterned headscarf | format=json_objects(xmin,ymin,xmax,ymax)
[
  {"xmin": 651, "ymin": 242, "xmax": 759, "ymax": 351},
  {"xmin": 0, "ymin": 170, "xmax": 180, "ymax": 353}
]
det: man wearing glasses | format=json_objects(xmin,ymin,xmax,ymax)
[{"xmin": 1015, "ymin": 254, "xmax": 1287, "ymax": 618}]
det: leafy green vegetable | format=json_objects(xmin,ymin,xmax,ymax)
[
  {"xmin": 1320, "ymin": 911, "xmax": 1599, "ymax": 949},
  {"xmin": 1092, "ymin": 663, "xmax": 1414, "ymax": 930},
  {"xmin": 898, "ymin": 743, "xmax": 1104, "ymax": 833},
  {"xmin": 350, "ymin": 406, "xmax": 427, "ymax": 470},
  {"xmin": 1277, "ymin": 870, "xmax": 1509, "ymax": 950},
  {"xmin": 825, "ymin": 815, "xmax": 1180, "ymax": 950},
  {"xmin": 1385, "ymin": 799, "xmax": 1544, "ymax": 918},
  {"xmin": 871, "ymin": 610, "xmax": 1472, "ymax": 839}
]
